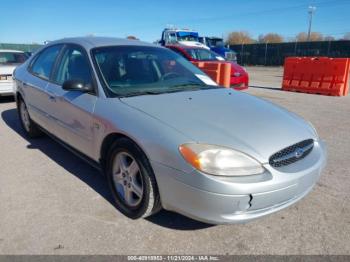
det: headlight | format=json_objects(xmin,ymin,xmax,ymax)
[
  {"xmin": 233, "ymin": 72, "xmax": 241, "ymax": 77},
  {"xmin": 179, "ymin": 144, "xmax": 264, "ymax": 176}
]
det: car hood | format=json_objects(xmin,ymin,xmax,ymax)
[
  {"xmin": 228, "ymin": 62, "xmax": 247, "ymax": 76},
  {"xmin": 178, "ymin": 41, "xmax": 210, "ymax": 50},
  {"xmin": 229, "ymin": 62, "xmax": 244, "ymax": 72},
  {"xmin": 0, "ymin": 64, "xmax": 18, "ymax": 75},
  {"xmin": 121, "ymin": 89, "xmax": 317, "ymax": 162}
]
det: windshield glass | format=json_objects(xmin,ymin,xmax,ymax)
[
  {"xmin": 92, "ymin": 46, "xmax": 218, "ymax": 97},
  {"xmin": 0, "ymin": 52, "xmax": 28, "ymax": 64},
  {"xmin": 185, "ymin": 48, "xmax": 225, "ymax": 61},
  {"xmin": 207, "ymin": 38, "xmax": 224, "ymax": 47},
  {"xmin": 176, "ymin": 32, "xmax": 199, "ymax": 42}
]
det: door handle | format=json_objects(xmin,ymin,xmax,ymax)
[{"xmin": 49, "ymin": 95, "xmax": 56, "ymax": 102}]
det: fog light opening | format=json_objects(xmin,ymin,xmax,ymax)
[{"xmin": 236, "ymin": 195, "xmax": 253, "ymax": 214}]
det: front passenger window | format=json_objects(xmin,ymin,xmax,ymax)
[{"xmin": 54, "ymin": 47, "xmax": 92, "ymax": 88}]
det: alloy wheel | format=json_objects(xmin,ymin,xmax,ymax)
[{"xmin": 112, "ymin": 152, "xmax": 144, "ymax": 207}]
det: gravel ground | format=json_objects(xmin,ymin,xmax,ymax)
[{"xmin": 0, "ymin": 66, "xmax": 349, "ymax": 255}]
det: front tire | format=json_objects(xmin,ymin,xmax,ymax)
[
  {"xmin": 18, "ymin": 98, "xmax": 43, "ymax": 138},
  {"xmin": 106, "ymin": 138, "xmax": 162, "ymax": 219}
]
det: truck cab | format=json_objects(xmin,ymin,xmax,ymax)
[
  {"xmin": 160, "ymin": 28, "xmax": 209, "ymax": 49},
  {"xmin": 199, "ymin": 36, "xmax": 237, "ymax": 61}
]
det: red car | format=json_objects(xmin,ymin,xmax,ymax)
[{"xmin": 166, "ymin": 45, "xmax": 249, "ymax": 90}]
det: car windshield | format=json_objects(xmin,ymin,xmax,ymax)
[
  {"xmin": 92, "ymin": 46, "xmax": 218, "ymax": 97},
  {"xmin": 176, "ymin": 32, "xmax": 199, "ymax": 42},
  {"xmin": 207, "ymin": 38, "xmax": 224, "ymax": 47},
  {"xmin": 0, "ymin": 52, "xmax": 28, "ymax": 64},
  {"xmin": 185, "ymin": 48, "xmax": 225, "ymax": 61}
]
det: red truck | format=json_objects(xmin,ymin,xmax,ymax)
[{"xmin": 166, "ymin": 44, "xmax": 249, "ymax": 90}]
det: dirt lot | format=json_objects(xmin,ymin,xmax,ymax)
[{"xmin": 0, "ymin": 66, "xmax": 349, "ymax": 255}]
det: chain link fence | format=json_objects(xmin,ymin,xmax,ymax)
[
  {"xmin": 230, "ymin": 40, "xmax": 350, "ymax": 66},
  {"xmin": 2, "ymin": 41, "xmax": 350, "ymax": 66}
]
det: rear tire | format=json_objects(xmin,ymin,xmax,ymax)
[
  {"xmin": 106, "ymin": 138, "xmax": 162, "ymax": 219},
  {"xmin": 18, "ymin": 98, "xmax": 43, "ymax": 138}
]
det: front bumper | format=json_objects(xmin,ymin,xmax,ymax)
[
  {"xmin": 152, "ymin": 140, "xmax": 326, "ymax": 224},
  {"xmin": 0, "ymin": 81, "xmax": 14, "ymax": 96}
]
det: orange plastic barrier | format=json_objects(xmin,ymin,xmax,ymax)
[
  {"xmin": 282, "ymin": 57, "xmax": 350, "ymax": 96},
  {"xmin": 192, "ymin": 61, "xmax": 231, "ymax": 88}
]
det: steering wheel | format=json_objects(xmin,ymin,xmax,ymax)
[{"xmin": 160, "ymin": 72, "xmax": 181, "ymax": 80}]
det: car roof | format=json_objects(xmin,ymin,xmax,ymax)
[
  {"xmin": 47, "ymin": 36, "xmax": 156, "ymax": 50},
  {"xmin": 163, "ymin": 28, "xmax": 196, "ymax": 32},
  {"xmin": 0, "ymin": 49, "xmax": 24, "ymax": 53}
]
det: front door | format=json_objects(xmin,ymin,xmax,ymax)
[{"xmin": 45, "ymin": 44, "xmax": 97, "ymax": 158}]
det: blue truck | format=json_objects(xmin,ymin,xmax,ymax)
[{"xmin": 199, "ymin": 37, "xmax": 237, "ymax": 61}]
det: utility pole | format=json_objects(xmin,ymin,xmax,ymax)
[
  {"xmin": 307, "ymin": 6, "xmax": 316, "ymax": 41},
  {"xmin": 294, "ymin": 40, "xmax": 298, "ymax": 56},
  {"xmin": 241, "ymin": 41, "xmax": 244, "ymax": 65},
  {"xmin": 264, "ymin": 41, "xmax": 268, "ymax": 66}
]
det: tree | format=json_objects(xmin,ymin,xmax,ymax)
[
  {"xmin": 344, "ymin": 32, "xmax": 350, "ymax": 40},
  {"xmin": 295, "ymin": 32, "xmax": 324, "ymax": 42},
  {"xmin": 295, "ymin": 32, "xmax": 308, "ymax": 42},
  {"xmin": 258, "ymin": 33, "xmax": 284, "ymax": 43},
  {"xmin": 309, "ymin": 32, "xmax": 324, "ymax": 41},
  {"xmin": 226, "ymin": 31, "xmax": 254, "ymax": 45}
]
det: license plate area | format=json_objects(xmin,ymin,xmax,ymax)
[
  {"xmin": 0, "ymin": 75, "xmax": 12, "ymax": 81},
  {"xmin": 249, "ymin": 184, "xmax": 298, "ymax": 211}
]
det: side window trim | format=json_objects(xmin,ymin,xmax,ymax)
[
  {"xmin": 27, "ymin": 44, "xmax": 64, "ymax": 81},
  {"xmin": 50, "ymin": 44, "xmax": 68, "ymax": 83}
]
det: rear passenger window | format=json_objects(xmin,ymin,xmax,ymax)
[{"xmin": 30, "ymin": 45, "xmax": 62, "ymax": 80}]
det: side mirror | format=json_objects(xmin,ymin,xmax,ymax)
[{"xmin": 62, "ymin": 80, "xmax": 92, "ymax": 92}]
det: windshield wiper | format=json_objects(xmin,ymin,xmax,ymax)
[
  {"xmin": 170, "ymin": 83, "xmax": 218, "ymax": 90},
  {"xmin": 118, "ymin": 90, "xmax": 166, "ymax": 98},
  {"xmin": 171, "ymin": 83, "xmax": 203, "ymax": 88},
  {"xmin": 115, "ymin": 83, "xmax": 218, "ymax": 98},
  {"xmin": 118, "ymin": 87, "xmax": 200, "ymax": 97}
]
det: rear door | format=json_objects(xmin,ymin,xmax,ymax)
[
  {"xmin": 45, "ymin": 44, "xmax": 97, "ymax": 157},
  {"xmin": 24, "ymin": 45, "xmax": 63, "ymax": 129}
]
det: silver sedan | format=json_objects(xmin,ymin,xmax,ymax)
[{"xmin": 13, "ymin": 37, "xmax": 327, "ymax": 224}]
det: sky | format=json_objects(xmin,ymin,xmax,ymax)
[{"xmin": 1, "ymin": 0, "xmax": 349, "ymax": 44}]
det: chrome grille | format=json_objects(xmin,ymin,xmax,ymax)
[{"xmin": 269, "ymin": 139, "xmax": 314, "ymax": 167}]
